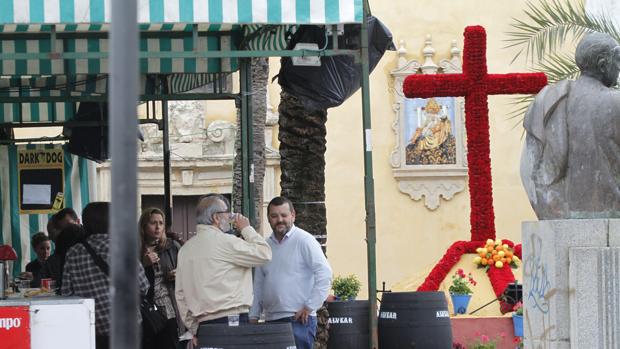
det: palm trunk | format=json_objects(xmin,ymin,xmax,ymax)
[
  {"xmin": 233, "ymin": 57, "xmax": 268, "ymax": 228},
  {"xmin": 277, "ymin": 90, "xmax": 329, "ymax": 349},
  {"xmin": 278, "ymin": 91, "xmax": 328, "ymax": 248}
]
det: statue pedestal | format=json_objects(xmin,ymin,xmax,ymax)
[{"xmin": 522, "ymin": 219, "xmax": 620, "ymax": 349}]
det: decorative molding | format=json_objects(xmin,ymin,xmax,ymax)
[
  {"xmin": 394, "ymin": 171, "xmax": 467, "ymax": 210},
  {"xmin": 439, "ymin": 40, "xmax": 462, "ymax": 74},
  {"xmin": 390, "ymin": 36, "xmax": 468, "ymax": 210}
]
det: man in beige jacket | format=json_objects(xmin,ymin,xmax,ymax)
[{"xmin": 175, "ymin": 194, "xmax": 272, "ymax": 345}]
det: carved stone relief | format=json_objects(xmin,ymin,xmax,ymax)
[
  {"xmin": 98, "ymin": 99, "xmax": 281, "ymax": 235},
  {"xmin": 390, "ymin": 36, "xmax": 468, "ymax": 210}
]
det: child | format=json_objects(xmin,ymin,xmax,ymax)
[{"xmin": 24, "ymin": 232, "xmax": 51, "ymax": 287}]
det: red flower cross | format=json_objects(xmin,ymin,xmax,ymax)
[{"xmin": 403, "ymin": 26, "xmax": 546, "ymax": 309}]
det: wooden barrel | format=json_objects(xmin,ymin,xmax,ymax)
[
  {"xmin": 327, "ymin": 300, "xmax": 369, "ymax": 349},
  {"xmin": 378, "ymin": 291, "xmax": 453, "ymax": 349},
  {"xmin": 197, "ymin": 323, "xmax": 296, "ymax": 349}
]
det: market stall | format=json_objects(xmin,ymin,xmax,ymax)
[{"xmin": 0, "ymin": 1, "xmax": 379, "ymax": 348}]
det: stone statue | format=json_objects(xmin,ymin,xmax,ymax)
[{"xmin": 521, "ymin": 32, "xmax": 620, "ymax": 219}]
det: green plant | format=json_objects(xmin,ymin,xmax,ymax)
[
  {"xmin": 448, "ymin": 269, "xmax": 476, "ymax": 295},
  {"xmin": 332, "ymin": 274, "xmax": 362, "ymax": 300},
  {"xmin": 513, "ymin": 301, "xmax": 523, "ymax": 316}
]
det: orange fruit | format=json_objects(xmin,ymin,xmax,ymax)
[
  {"xmin": 481, "ymin": 258, "xmax": 488, "ymax": 265},
  {"xmin": 479, "ymin": 252, "xmax": 486, "ymax": 258},
  {"xmin": 492, "ymin": 250, "xmax": 498, "ymax": 255},
  {"xmin": 495, "ymin": 245, "xmax": 503, "ymax": 251},
  {"xmin": 501, "ymin": 258, "xmax": 507, "ymax": 264},
  {"xmin": 506, "ymin": 251, "xmax": 513, "ymax": 258},
  {"xmin": 487, "ymin": 246, "xmax": 494, "ymax": 252},
  {"xmin": 493, "ymin": 255, "xmax": 501, "ymax": 262},
  {"xmin": 506, "ymin": 257, "xmax": 513, "ymax": 263}
]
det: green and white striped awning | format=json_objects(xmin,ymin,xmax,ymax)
[
  {"xmin": 0, "ymin": 1, "xmax": 363, "ymax": 76},
  {"xmin": 0, "ymin": 73, "xmax": 229, "ymax": 123},
  {"xmin": 0, "ymin": 0, "xmax": 363, "ymax": 27},
  {"xmin": 0, "ymin": 144, "xmax": 97, "ymax": 277},
  {"xmin": 0, "ymin": 35, "xmax": 237, "ymax": 75}
]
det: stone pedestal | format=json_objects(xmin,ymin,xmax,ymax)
[
  {"xmin": 522, "ymin": 219, "xmax": 620, "ymax": 349},
  {"xmin": 569, "ymin": 247, "xmax": 620, "ymax": 349}
]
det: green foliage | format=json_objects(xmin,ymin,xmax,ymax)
[
  {"xmin": 506, "ymin": 0, "xmax": 620, "ymax": 64},
  {"xmin": 332, "ymin": 274, "xmax": 362, "ymax": 300},
  {"xmin": 506, "ymin": 0, "xmax": 620, "ymax": 118}
]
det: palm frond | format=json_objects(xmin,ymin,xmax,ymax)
[
  {"xmin": 534, "ymin": 52, "xmax": 580, "ymax": 84},
  {"xmin": 507, "ymin": 95, "xmax": 535, "ymax": 121},
  {"xmin": 506, "ymin": 54, "xmax": 578, "ymax": 123},
  {"xmin": 505, "ymin": 0, "xmax": 620, "ymax": 63}
]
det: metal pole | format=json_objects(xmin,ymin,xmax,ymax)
[
  {"xmin": 162, "ymin": 100, "xmax": 173, "ymax": 230},
  {"xmin": 239, "ymin": 58, "xmax": 255, "ymax": 224},
  {"xmin": 110, "ymin": 0, "xmax": 139, "ymax": 348},
  {"xmin": 360, "ymin": 9, "xmax": 379, "ymax": 349}
]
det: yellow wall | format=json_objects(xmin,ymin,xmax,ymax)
[{"xmin": 262, "ymin": 0, "xmax": 560, "ymax": 315}]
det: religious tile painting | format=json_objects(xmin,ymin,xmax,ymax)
[
  {"xmin": 403, "ymin": 97, "xmax": 457, "ymax": 165},
  {"xmin": 389, "ymin": 38, "xmax": 468, "ymax": 209}
]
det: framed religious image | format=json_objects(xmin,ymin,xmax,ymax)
[
  {"xmin": 390, "ymin": 38, "xmax": 468, "ymax": 210},
  {"xmin": 402, "ymin": 97, "xmax": 461, "ymax": 166}
]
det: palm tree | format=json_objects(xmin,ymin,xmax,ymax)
[
  {"xmin": 506, "ymin": 0, "xmax": 620, "ymax": 116},
  {"xmin": 278, "ymin": 92, "xmax": 330, "ymax": 349}
]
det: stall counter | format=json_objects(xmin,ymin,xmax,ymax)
[{"xmin": 0, "ymin": 296, "xmax": 95, "ymax": 349}]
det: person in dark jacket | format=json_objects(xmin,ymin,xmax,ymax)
[
  {"xmin": 139, "ymin": 207, "xmax": 183, "ymax": 349},
  {"xmin": 44, "ymin": 224, "xmax": 85, "ymax": 293}
]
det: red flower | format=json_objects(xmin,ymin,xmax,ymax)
[{"xmin": 513, "ymin": 244, "xmax": 522, "ymax": 259}]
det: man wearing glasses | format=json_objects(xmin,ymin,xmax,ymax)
[{"xmin": 175, "ymin": 194, "xmax": 272, "ymax": 346}]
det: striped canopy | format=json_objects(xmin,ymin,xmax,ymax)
[
  {"xmin": 0, "ymin": 73, "xmax": 228, "ymax": 123},
  {"xmin": 0, "ymin": 0, "xmax": 363, "ymax": 27},
  {"xmin": 0, "ymin": 144, "xmax": 97, "ymax": 277}
]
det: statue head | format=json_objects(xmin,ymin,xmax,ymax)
[
  {"xmin": 425, "ymin": 98, "xmax": 441, "ymax": 114},
  {"xmin": 575, "ymin": 32, "xmax": 620, "ymax": 87}
]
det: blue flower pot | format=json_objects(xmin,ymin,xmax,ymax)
[
  {"xmin": 513, "ymin": 314, "xmax": 523, "ymax": 337},
  {"xmin": 450, "ymin": 294, "xmax": 471, "ymax": 315}
]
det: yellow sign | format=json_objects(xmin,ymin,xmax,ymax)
[
  {"xmin": 18, "ymin": 149, "xmax": 64, "ymax": 169},
  {"xmin": 17, "ymin": 148, "xmax": 65, "ymax": 214}
]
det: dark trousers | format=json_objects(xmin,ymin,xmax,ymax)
[
  {"xmin": 143, "ymin": 318, "xmax": 179, "ymax": 349},
  {"xmin": 95, "ymin": 334, "xmax": 109, "ymax": 349}
]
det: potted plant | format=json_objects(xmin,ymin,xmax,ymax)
[
  {"xmin": 332, "ymin": 274, "xmax": 362, "ymax": 301},
  {"xmin": 327, "ymin": 274, "xmax": 368, "ymax": 349},
  {"xmin": 448, "ymin": 269, "xmax": 476, "ymax": 315},
  {"xmin": 512, "ymin": 301, "xmax": 523, "ymax": 337}
]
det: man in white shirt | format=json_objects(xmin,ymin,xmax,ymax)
[
  {"xmin": 175, "ymin": 194, "xmax": 272, "ymax": 346},
  {"xmin": 250, "ymin": 196, "xmax": 332, "ymax": 349}
]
